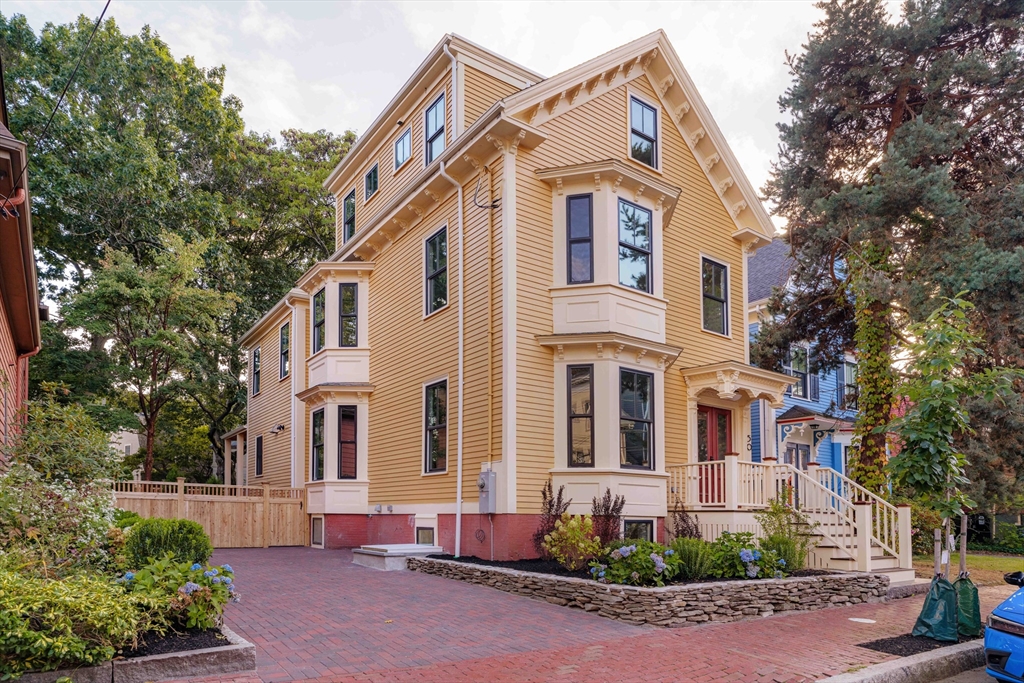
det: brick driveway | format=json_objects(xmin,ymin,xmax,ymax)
[{"xmin": 174, "ymin": 548, "xmax": 1014, "ymax": 683}]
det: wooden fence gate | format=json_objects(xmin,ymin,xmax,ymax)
[{"xmin": 112, "ymin": 479, "xmax": 307, "ymax": 548}]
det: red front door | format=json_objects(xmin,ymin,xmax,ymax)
[{"xmin": 697, "ymin": 406, "xmax": 732, "ymax": 504}]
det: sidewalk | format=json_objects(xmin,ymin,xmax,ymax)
[{"xmin": 171, "ymin": 548, "xmax": 1012, "ymax": 683}]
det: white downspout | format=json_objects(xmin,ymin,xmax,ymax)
[
  {"xmin": 439, "ymin": 160, "xmax": 465, "ymax": 557},
  {"xmin": 284, "ymin": 299, "xmax": 297, "ymax": 487},
  {"xmin": 442, "ymin": 42, "xmax": 459, "ymax": 135}
]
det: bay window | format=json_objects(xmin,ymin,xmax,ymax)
[
  {"xmin": 338, "ymin": 405, "xmax": 357, "ymax": 479},
  {"xmin": 618, "ymin": 199, "xmax": 652, "ymax": 293},
  {"xmin": 312, "ymin": 288, "xmax": 326, "ymax": 353},
  {"xmin": 311, "ymin": 408, "xmax": 325, "ymax": 481},
  {"xmin": 340, "ymin": 284, "xmax": 358, "ymax": 347},
  {"xmin": 619, "ymin": 368, "xmax": 654, "ymax": 469},
  {"xmin": 568, "ymin": 365, "xmax": 594, "ymax": 467},
  {"xmin": 567, "ymin": 194, "xmax": 593, "ymax": 284}
]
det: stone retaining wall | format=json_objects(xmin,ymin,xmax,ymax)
[{"xmin": 407, "ymin": 557, "xmax": 889, "ymax": 627}]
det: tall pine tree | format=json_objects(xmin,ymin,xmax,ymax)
[{"xmin": 757, "ymin": 0, "xmax": 1024, "ymax": 494}]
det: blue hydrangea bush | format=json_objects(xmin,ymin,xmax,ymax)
[{"xmin": 119, "ymin": 553, "xmax": 238, "ymax": 630}]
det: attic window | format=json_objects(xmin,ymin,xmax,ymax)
[{"xmin": 630, "ymin": 97, "xmax": 658, "ymax": 168}]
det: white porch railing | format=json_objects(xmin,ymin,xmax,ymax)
[{"xmin": 666, "ymin": 455, "xmax": 911, "ymax": 571}]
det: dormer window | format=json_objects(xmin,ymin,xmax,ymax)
[
  {"xmin": 618, "ymin": 199, "xmax": 652, "ymax": 293},
  {"xmin": 425, "ymin": 93, "xmax": 446, "ymax": 163},
  {"xmin": 365, "ymin": 164, "xmax": 379, "ymax": 200},
  {"xmin": 343, "ymin": 190, "xmax": 356, "ymax": 242},
  {"xmin": 629, "ymin": 97, "xmax": 658, "ymax": 168}
]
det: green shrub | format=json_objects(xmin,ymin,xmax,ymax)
[
  {"xmin": 0, "ymin": 465, "xmax": 116, "ymax": 575},
  {"xmin": 125, "ymin": 518, "xmax": 213, "ymax": 568},
  {"xmin": 114, "ymin": 509, "xmax": 143, "ymax": 529},
  {"xmin": 541, "ymin": 514, "xmax": 602, "ymax": 571},
  {"xmin": 590, "ymin": 539, "xmax": 681, "ymax": 587},
  {"xmin": 707, "ymin": 531, "xmax": 784, "ymax": 579},
  {"xmin": 906, "ymin": 500, "xmax": 944, "ymax": 555},
  {"xmin": 121, "ymin": 554, "xmax": 237, "ymax": 631},
  {"xmin": 670, "ymin": 537, "xmax": 714, "ymax": 582},
  {"xmin": 0, "ymin": 569, "xmax": 141, "ymax": 678},
  {"xmin": 590, "ymin": 488, "xmax": 625, "ymax": 546},
  {"xmin": 754, "ymin": 495, "xmax": 816, "ymax": 571},
  {"xmin": 533, "ymin": 481, "xmax": 572, "ymax": 557}
]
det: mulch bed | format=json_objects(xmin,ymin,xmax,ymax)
[
  {"xmin": 427, "ymin": 554, "xmax": 838, "ymax": 584},
  {"xmin": 858, "ymin": 631, "xmax": 983, "ymax": 657},
  {"xmin": 119, "ymin": 628, "xmax": 227, "ymax": 659}
]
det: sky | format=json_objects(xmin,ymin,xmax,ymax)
[{"xmin": 3, "ymin": 1, "xmax": 898, "ymax": 217}]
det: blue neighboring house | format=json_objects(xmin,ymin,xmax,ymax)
[{"xmin": 747, "ymin": 239, "xmax": 859, "ymax": 474}]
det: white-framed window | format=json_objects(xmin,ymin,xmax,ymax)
[
  {"xmin": 783, "ymin": 346, "xmax": 808, "ymax": 398},
  {"xmin": 620, "ymin": 368, "xmax": 654, "ymax": 470},
  {"xmin": 311, "ymin": 408, "xmax": 325, "ymax": 481},
  {"xmin": 840, "ymin": 360, "xmax": 858, "ymax": 410},
  {"xmin": 701, "ymin": 257, "xmax": 729, "ymax": 335},
  {"xmin": 365, "ymin": 163, "xmax": 379, "ymax": 200},
  {"xmin": 567, "ymin": 364, "xmax": 594, "ymax": 467},
  {"xmin": 342, "ymin": 190, "xmax": 356, "ymax": 242},
  {"xmin": 618, "ymin": 199, "xmax": 652, "ymax": 293},
  {"xmin": 425, "ymin": 93, "xmax": 445, "ymax": 163},
  {"xmin": 251, "ymin": 348, "xmax": 261, "ymax": 395},
  {"xmin": 395, "ymin": 128, "xmax": 411, "ymax": 170},
  {"xmin": 312, "ymin": 288, "xmax": 326, "ymax": 353},
  {"xmin": 629, "ymin": 96, "xmax": 658, "ymax": 169},
  {"xmin": 424, "ymin": 380, "xmax": 447, "ymax": 473},
  {"xmin": 338, "ymin": 405, "xmax": 357, "ymax": 479},
  {"xmin": 279, "ymin": 323, "xmax": 290, "ymax": 379},
  {"xmin": 567, "ymin": 194, "xmax": 593, "ymax": 284},
  {"xmin": 425, "ymin": 227, "xmax": 447, "ymax": 315},
  {"xmin": 624, "ymin": 519, "xmax": 654, "ymax": 541},
  {"xmin": 339, "ymin": 283, "xmax": 358, "ymax": 347},
  {"xmin": 310, "ymin": 516, "xmax": 324, "ymax": 547}
]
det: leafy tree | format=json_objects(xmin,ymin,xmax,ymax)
[
  {"xmin": 757, "ymin": 0, "xmax": 1024, "ymax": 493},
  {"xmin": 887, "ymin": 296, "xmax": 1018, "ymax": 520},
  {"xmin": 2, "ymin": 384, "xmax": 121, "ymax": 483},
  {"xmin": 65, "ymin": 234, "xmax": 236, "ymax": 480}
]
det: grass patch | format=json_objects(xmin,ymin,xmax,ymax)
[{"xmin": 913, "ymin": 551, "xmax": 1024, "ymax": 586}]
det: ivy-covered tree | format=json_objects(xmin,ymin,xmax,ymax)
[{"xmin": 757, "ymin": 0, "xmax": 1024, "ymax": 494}]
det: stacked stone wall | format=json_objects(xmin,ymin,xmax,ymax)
[{"xmin": 407, "ymin": 557, "xmax": 889, "ymax": 627}]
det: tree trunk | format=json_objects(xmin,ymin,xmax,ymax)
[
  {"xmin": 144, "ymin": 417, "xmax": 156, "ymax": 481},
  {"xmin": 848, "ymin": 244, "xmax": 895, "ymax": 495}
]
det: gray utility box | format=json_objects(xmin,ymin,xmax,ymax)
[{"xmin": 477, "ymin": 470, "xmax": 497, "ymax": 514}]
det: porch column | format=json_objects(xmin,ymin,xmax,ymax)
[
  {"xmin": 724, "ymin": 453, "xmax": 739, "ymax": 511},
  {"xmin": 234, "ymin": 436, "xmax": 244, "ymax": 493},
  {"xmin": 897, "ymin": 504, "xmax": 912, "ymax": 568},
  {"xmin": 854, "ymin": 501, "xmax": 872, "ymax": 572},
  {"xmin": 223, "ymin": 438, "xmax": 232, "ymax": 486}
]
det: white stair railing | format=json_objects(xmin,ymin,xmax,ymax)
[
  {"xmin": 812, "ymin": 466, "xmax": 901, "ymax": 560},
  {"xmin": 770, "ymin": 465, "xmax": 861, "ymax": 566}
]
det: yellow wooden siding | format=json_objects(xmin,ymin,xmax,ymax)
[
  {"xmin": 513, "ymin": 74, "xmax": 748, "ymax": 511},
  {"xmin": 335, "ymin": 75, "xmax": 453, "ymax": 249},
  {"xmin": 463, "ymin": 65, "xmax": 519, "ymax": 128},
  {"xmin": 247, "ymin": 314, "xmax": 293, "ymax": 488}
]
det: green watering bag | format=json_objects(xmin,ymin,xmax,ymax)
[
  {"xmin": 912, "ymin": 576, "xmax": 959, "ymax": 642},
  {"xmin": 953, "ymin": 574, "xmax": 982, "ymax": 638}
]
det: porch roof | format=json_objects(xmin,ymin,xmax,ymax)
[
  {"xmin": 777, "ymin": 405, "xmax": 854, "ymax": 430},
  {"xmin": 680, "ymin": 361, "xmax": 794, "ymax": 408}
]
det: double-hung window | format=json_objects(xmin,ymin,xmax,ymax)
[
  {"xmin": 630, "ymin": 97, "xmax": 658, "ymax": 168},
  {"xmin": 338, "ymin": 405, "xmax": 357, "ymax": 479},
  {"xmin": 365, "ymin": 164, "xmax": 378, "ymax": 200},
  {"xmin": 784, "ymin": 346, "xmax": 809, "ymax": 398},
  {"xmin": 395, "ymin": 129, "xmax": 411, "ymax": 169},
  {"xmin": 619, "ymin": 369, "xmax": 654, "ymax": 470},
  {"xmin": 425, "ymin": 228, "xmax": 447, "ymax": 314},
  {"xmin": 311, "ymin": 408, "xmax": 325, "ymax": 481},
  {"xmin": 840, "ymin": 361, "xmax": 858, "ymax": 409},
  {"xmin": 252, "ymin": 348, "xmax": 261, "ymax": 395},
  {"xmin": 425, "ymin": 93, "xmax": 445, "ymax": 163},
  {"xmin": 340, "ymin": 284, "xmax": 358, "ymax": 347},
  {"xmin": 312, "ymin": 288, "xmax": 326, "ymax": 353},
  {"xmin": 255, "ymin": 435, "xmax": 264, "ymax": 477},
  {"xmin": 567, "ymin": 194, "xmax": 593, "ymax": 284},
  {"xmin": 568, "ymin": 365, "xmax": 594, "ymax": 467},
  {"xmin": 701, "ymin": 258, "xmax": 728, "ymax": 335},
  {"xmin": 424, "ymin": 380, "xmax": 447, "ymax": 473},
  {"xmin": 618, "ymin": 199, "xmax": 652, "ymax": 293},
  {"xmin": 343, "ymin": 190, "xmax": 356, "ymax": 242},
  {"xmin": 279, "ymin": 323, "xmax": 290, "ymax": 378}
]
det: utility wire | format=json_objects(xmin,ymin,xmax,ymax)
[{"xmin": 1, "ymin": 0, "xmax": 111, "ymax": 208}]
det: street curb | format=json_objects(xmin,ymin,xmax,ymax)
[{"xmin": 817, "ymin": 640, "xmax": 984, "ymax": 683}]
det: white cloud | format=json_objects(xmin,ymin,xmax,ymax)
[{"xmin": 239, "ymin": 0, "xmax": 301, "ymax": 47}]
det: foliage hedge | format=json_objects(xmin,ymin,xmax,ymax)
[
  {"xmin": 125, "ymin": 518, "xmax": 213, "ymax": 568},
  {"xmin": 0, "ymin": 569, "xmax": 141, "ymax": 679}
]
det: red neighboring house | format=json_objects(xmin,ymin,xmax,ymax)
[{"xmin": 0, "ymin": 114, "xmax": 41, "ymax": 448}]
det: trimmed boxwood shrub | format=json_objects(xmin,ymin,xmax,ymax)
[{"xmin": 125, "ymin": 518, "xmax": 213, "ymax": 568}]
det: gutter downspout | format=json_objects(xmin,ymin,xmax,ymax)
[
  {"xmin": 283, "ymin": 299, "xmax": 298, "ymax": 488},
  {"xmin": 442, "ymin": 42, "xmax": 459, "ymax": 135},
  {"xmin": 438, "ymin": 160, "xmax": 465, "ymax": 558}
]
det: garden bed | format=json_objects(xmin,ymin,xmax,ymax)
[
  {"xmin": 407, "ymin": 556, "xmax": 890, "ymax": 627},
  {"xmin": 858, "ymin": 631, "xmax": 984, "ymax": 657},
  {"xmin": 121, "ymin": 628, "xmax": 228, "ymax": 658},
  {"xmin": 19, "ymin": 625, "xmax": 255, "ymax": 683}
]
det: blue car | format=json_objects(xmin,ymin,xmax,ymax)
[{"xmin": 986, "ymin": 571, "xmax": 1024, "ymax": 682}]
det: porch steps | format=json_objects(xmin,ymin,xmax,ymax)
[{"xmin": 808, "ymin": 536, "xmax": 917, "ymax": 587}]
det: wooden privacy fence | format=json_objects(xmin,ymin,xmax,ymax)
[{"xmin": 112, "ymin": 479, "xmax": 307, "ymax": 548}]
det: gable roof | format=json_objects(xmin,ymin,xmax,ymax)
[
  {"xmin": 748, "ymin": 238, "xmax": 794, "ymax": 303},
  {"xmin": 503, "ymin": 29, "xmax": 775, "ymax": 247}
]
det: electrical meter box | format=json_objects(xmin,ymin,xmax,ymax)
[{"xmin": 477, "ymin": 470, "xmax": 497, "ymax": 514}]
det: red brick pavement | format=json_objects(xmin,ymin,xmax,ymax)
[{"xmin": 170, "ymin": 548, "xmax": 1013, "ymax": 683}]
